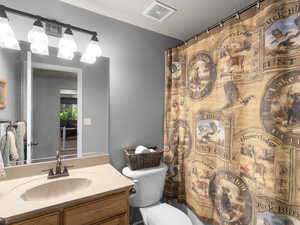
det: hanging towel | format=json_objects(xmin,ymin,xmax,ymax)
[
  {"xmin": 0, "ymin": 133, "xmax": 9, "ymax": 167},
  {"xmin": 7, "ymin": 131, "xmax": 18, "ymax": 161},
  {"xmin": 14, "ymin": 122, "xmax": 26, "ymax": 165},
  {"xmin": 0, "ymin": 131, "xmax": 19, "ymax": 166}
]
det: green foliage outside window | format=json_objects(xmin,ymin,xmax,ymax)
[{"xmin": 60, "ymin": 106, "xmax": 78, "ymax": 121}]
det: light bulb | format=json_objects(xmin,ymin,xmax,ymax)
[
  {"xmin": 28, "ymin": 18, "xmax": 49, "ymax": 55},
  {"xmin": 58, "ymin": 28, "xmax": 77, "ymax": 60},
  {"xmin": 0, "ymin": 11, "xmax": 20, "ymax": 50},
  {"xmin": 80, "ymin": 34, "xmax": 102, "ymax": 64},
  {"xmin": 80, "ymin": 52, "xmax": 96, "ymax": 64}
]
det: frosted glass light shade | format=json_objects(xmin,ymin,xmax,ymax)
[
  {"xmin": 57, "ymin": 49, "xmax": 74, "ymax": 60},
  {"xmin": 0, "ymin": 17, "xmax": 20, "ymax": 50},
  {"xmin": 80, "ymin": 40, "xmax": 102, "ymax": 64},
  {"xmin": 58, "ymin": 33, "xmax": 77, "ymax": 60},
  {"xmin": 80, "ymin": 52, "xmax": 96, "ymax": 64},
  {"xmin": 86, "ymin": 40, "xmax": 102, "ymax": 57},
  {"xmin": 28, "ymin": 25, "xmax": 49, "ymax": 55}
]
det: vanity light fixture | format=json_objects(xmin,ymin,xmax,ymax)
[
  {"xmin": 0, "ymin": 4, "xmax": 103, "ymax": 64},
  {"xmin": 0, "ymin": 6, "xmax": 20, "ymax": 50},
  {"xmin": 58, "ymin": 27, "xmax": 77, "ymax": 60},
  {"xmin": 80, "ymin": 34, "xmax": 102, "ymax": 64},
  {"xmin": 28, "ymin": 17, "xmax": 49, "ymax": 55}
]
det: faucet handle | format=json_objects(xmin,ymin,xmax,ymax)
[
  {"xmin": 42, "ymin": 168, "xmax": 54, "ymax": 177},
  {"xmin": 56, "ymin": 151, "xmax": 61, "ymax": 160},
  {"xmin": 62, "ymin": 166, "xmax": 74, "ymax": 175}
]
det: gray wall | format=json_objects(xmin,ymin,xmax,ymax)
[
  {"xmin": 32, "ymin": 72, "xmax": 77, "ymax": 160},
  {"xmin": 0, "ymin": 0, "xmax": 182, "ymax": 170},
  {"xmin": 0, "ymin": 49, "xmax": 21, "ymax": 121}
]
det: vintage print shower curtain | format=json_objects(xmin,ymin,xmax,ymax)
[{"xmin": 163, "ymin": 1, "xmax": 300, "ymax": 225}]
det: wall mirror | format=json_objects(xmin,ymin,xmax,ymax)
[{"xmin": 0, "ymin": 41, "xmax": 109, "ymax": 167}]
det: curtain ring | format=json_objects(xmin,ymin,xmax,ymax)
[
  {"xmin": 206, "ymin": 29, "xmax": 210, "ymax": 34},
  {"xmin": 219, "ymin": 21, "xmax": 223, "ymax": 28},
  {"xmin": 236, "ymin": 13, "xmax": 240, "ymax": 20}
]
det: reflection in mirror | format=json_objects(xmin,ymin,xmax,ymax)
[
  {"xmin": 31, "ymin": 68, "xmax": 81, "ymax": 163},
  {"xmin": 60, "ymin": 89, "xmax": 78, "ymax": 156},
  {"xmin": 0, "ymin": 46, "xmax": 26, "ymax": 167},
  {"xmin": 0, "ymin": 41, "xmax": 110, "ymax": 167}
]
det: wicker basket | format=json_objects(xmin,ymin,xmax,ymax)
[{"xmin": 124, "ymin": 146, "xmax": 163, "ymax": 170}]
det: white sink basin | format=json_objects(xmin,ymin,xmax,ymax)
[{"xmin": 21, "ymin": 178, "xmax": 92, "ymax": 202}]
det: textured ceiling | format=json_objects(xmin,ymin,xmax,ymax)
[{"xmin": 61, "ymin": 0, "xmax": 256, "ymax": 40}]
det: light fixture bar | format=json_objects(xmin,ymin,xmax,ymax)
[{"xmin": 0, "ymin": 4, "xmax": 98, "ymax": 37}]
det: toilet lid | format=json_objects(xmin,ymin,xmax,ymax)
[{"xmin": 140, "ymin": 203, "xmax": 192, "ymax": 225}]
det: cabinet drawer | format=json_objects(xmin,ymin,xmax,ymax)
[
  {"xmin": 10, "ymin": 213, "xmax": 59, "ymax": 225},
  {"xmin": 93, "ymin": 214, "xmax": 126, "ymax": 225},
  {"xmin": 64, "ymin": 192, "xmax": 127, "ymax": 225}
]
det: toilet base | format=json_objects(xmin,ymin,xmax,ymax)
[{"xmin": 139, "ymin": 203, "xmax": 192, "ymax": 225}]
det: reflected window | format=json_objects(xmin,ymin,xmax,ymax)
[{"xmin": 59, "ymin": 89, "xmax": 78, "ymax": 156}]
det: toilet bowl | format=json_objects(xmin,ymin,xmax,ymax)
[{"xmin": 122, "ymin": 164, "xmax": 192, "ymax": 225}]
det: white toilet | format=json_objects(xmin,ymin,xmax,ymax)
[{"xmin": 122, "ymin": 164, "xmax": 193, "ymax": 225}]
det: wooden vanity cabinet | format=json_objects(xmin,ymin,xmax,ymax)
[
  {"xmin": 9, "ymin": 213, "xmax": 59, "ymax": 225},
  {"xmin": 92, "ymin": 214, "xmax": 126, "ymax": 225},
  {"xmin": 8, "ymin": 190, "xmax": 130, "ymax": 225}
]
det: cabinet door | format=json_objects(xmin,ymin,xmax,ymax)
[
  {"xmin": 10, "ymin": 213, "xmax": 59, "ymax": 225},
  {"xmin": 64, "ymin": 192, "xmax": 127, "ymax": 225},
  {"xmin": 94, "ymin": 214, "xmax": 126, "ymax": 225}
]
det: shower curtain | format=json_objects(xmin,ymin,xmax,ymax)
[{"xmin": 163, "ymin": 0, "xmax": 300, "ymax": 225}]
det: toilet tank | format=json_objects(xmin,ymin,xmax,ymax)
[{"xmin": 122, "ymin": 164, "xmax": 168, "ymax": 208}]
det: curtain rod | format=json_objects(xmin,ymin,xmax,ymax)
[
  {"xmin": 172, "ymin": 0, "xmax": 265, "ymax": 49},
  {"xmin": 0, "ymin": 4, "xmax": 97, "ymax": 36}
]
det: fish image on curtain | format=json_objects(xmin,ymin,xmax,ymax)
[{"xmin": 164, "ymin": 1, "xmax": 300, "ymax": 225}]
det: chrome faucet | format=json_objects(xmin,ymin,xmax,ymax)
[
  {"xmin": 56, "ymin": 151, "xmax": 62, "ymax": 175},
  {"xmin": 43, "ymin": 151, "xmax": 72, "ymax": 179}
]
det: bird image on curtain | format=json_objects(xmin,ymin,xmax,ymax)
[{"xmin": 163, "ymin": 1, "xmax": 300, "ymax": 225}]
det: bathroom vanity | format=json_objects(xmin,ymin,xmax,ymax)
[
  {"xmin": 7, "ymin": 191, "xmax": 129, "ymax": 225},
  {"xmin": 0, "ymin": 155, "xmax": 133, "ymax": 225}
]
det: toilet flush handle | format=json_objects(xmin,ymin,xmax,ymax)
[{"xmin": 130, "ymin": 179, "xmax": 138, "ymax": 195}]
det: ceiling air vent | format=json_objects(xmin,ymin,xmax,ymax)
[{"xmin": 142, "ymin": 1, "xmax": 176, "ymax": 22}]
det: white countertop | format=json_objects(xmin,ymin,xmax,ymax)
[{"xmin": 0, "ymin": 164, "xmax": 133, "ymax": 222}]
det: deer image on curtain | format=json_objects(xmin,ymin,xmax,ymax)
[{"xmin": 163, "ymin": 1, "xmax": 300, "ymax": 225}]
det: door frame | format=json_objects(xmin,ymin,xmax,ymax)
[{"xmin": 27, "ymin": 59, "xmax": 83, "ymax": 160}]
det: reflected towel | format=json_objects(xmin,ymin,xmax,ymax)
[
  {"xmin": 0, "ymin": 131, "xmax": 19, "ymax": 166},
  {"xmin": 0, "ymin": 134, "xmax": 9, "ymax": 167},
  {"xmin": 14, "ymin": 122, "xmax": 26, "ymax": 165},
  {"xmin": 7, "ymin": 131, "xmax": 18, "ymax": 161}
]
